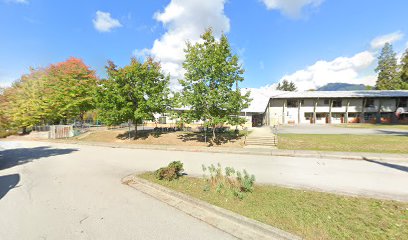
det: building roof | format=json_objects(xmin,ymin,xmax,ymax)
[{"xmin": 270, "ymin": 90, "xmax": 408, "ymax": 99}]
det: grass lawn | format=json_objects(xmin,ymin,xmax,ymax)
[
  {"xmin": 139, "ymin": 173, "xmax": 408, "ymax": 240},
  {"xmin": 335, "ymin": 124, "xmax": 408, "ymax": 131},
  {"xmin": 278, "ymin": 134, "xmax": 408, "ymax": 154}
]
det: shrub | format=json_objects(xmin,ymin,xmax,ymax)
[
  {"xmin": 202, "ymin": 163, "xmax": 256, "ymax": 199},
  {"xmin": 155, "ymin": 161, "xmax": 184, "ymax": 181}
]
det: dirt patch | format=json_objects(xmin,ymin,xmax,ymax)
[{"xmin": 72, "ymin": 129, "xmax": 245, "ymax": 148}]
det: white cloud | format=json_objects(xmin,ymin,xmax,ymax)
[
  {"xmin": 134, "ymin": 0, "xmax": 230, "ymax": 88},
  {"xmin": 278, "ymin": 51, "xmax": 376, "ymax": 90},
  {"xmin": 261, "ymin": 0, "xmax": 324, "ymax": 18},
  {"xmin": 93, "ymin": 11, "xmax": 122, "ymax": 32},
  {"xmin": 133, "ymin": 48, "xmax": 151, "ymax": 60},
  {"xmin": 4, "ymin": 0, "xmax": 29, "ymax": 4},
  {"xmin": 370, "ymin": 31, "xmax": 404, "ymax": 49}
]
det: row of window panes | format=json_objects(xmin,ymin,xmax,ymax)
[
  {"xmin": 286, "ymin": 98, "xmax": 407, "ymax": 109},
  {"xmin": 304, "ymin": 112, "xmax": 360, "ymax": 120}
]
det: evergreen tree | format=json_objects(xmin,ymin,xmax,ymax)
[
  {"xmin": 375, "ymin": 43, "xmax": 403, "ymax": 90},
  {"xmin": 276, "ymin": 79, "xmax": 297, "ymax": 91},
  {"xmin": 180, "ymin": 28, "xmax": 251, "ymax": 141},
  {"xmin": 400, "ymin": 48, "xmax": 408, "ymax": 89}
]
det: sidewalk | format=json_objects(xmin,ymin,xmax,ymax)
[{"xmin": 50, "ymin": 139, "xmax": 408, "ymax": 163}]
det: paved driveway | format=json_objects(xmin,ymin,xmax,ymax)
[
  {"xmin": 0, "ymin": 141, "xmax": 236, "ymax": 240},
  {"xmin": 277, "ymin": 124, "xmax": 408, "ymax": 135},
  {"xmin": 1, "ymin": 141, "xmax": 408, "ymax": 239}
]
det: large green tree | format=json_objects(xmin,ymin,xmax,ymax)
[
  {"xmin": 4, "ymin": 68, "xmax": 50, "ymax": 132},
  {"xmin": 97, "ymin": 57, "xmax": 170, "ymax": 138},
  {"xmin": 0, "ymin": 87, "xmax": 8, "ymax": 129},
  {"xmin": 179, "ymin": 29, "xmax": 251, "ymax": 140},
  {"xmin": 400, "ymin": 48, "xmax": 408, "ymax": 89},
  {"xmin": 276, "ymin": 79, "xmax": 297, "ymax": 91},
  {"xmin": 375, "ymin": 43, "xmax": 403, "ymax": 90}
]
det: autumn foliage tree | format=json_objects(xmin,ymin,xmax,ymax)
[
  {"xmin": 3, "ymin": 57, "xmax": 98, "ymax": 131},
  {"xmin": 46, "ymin": 57, "xmax": 98, "ymax": 123},
  {"xmin": 0, "ymin": 87, "xmax": 9, "ymax": 129}
]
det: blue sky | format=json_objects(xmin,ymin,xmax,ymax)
[{"xmin": 1, "ymin": 0, "xmax": 408, "ymax": 91}]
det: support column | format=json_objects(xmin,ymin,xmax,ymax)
[
  {"xmin": 282, "ymin": 100, "xmax": 286, "ymax": 124},
  {"xmin": 313, "ymin": 99, "xmax": 317, "ymax": 124},
  {"xmin": 376, "ymin": 99, "xmax": 382, "ymax": 124},
  {"xmin": 361, "ymin": 98, "xmax": 366, "ymax": 123},
  {"xmin": 298, "ymin": 99, "xmax": 302, "ymax": 124},
  {"xmin": 345, "ymin": 99, "xmax": 350, "ymax": 124},
  {"xmin": 328, "ymin": 99, "xmax": 332, "ymax": 124}
]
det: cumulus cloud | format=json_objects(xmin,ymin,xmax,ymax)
[
  {"xmin": 134, "ymin": 0, "xmax": 230, "ymax": 88},
  {"xmin": 255, "ymin": 32, "xmax": 407, "ymax": 92},
  {"xmin": 370, "ymin": 31, "xmax": 404, "ymax": 49},
  {"xmin": 93, "ymin": 11, "xmax": 122, "ymax": 32},
  {"xmin": 278, "ymin": 51, "xmax": 376, "ymax": 91},
  {"xmin": 261, "ymin": 0, "xmax": 324, "ymax": 18},
  {"xmin": 4, "ymin": 0, "xmax": 29, "ymax": 4}
]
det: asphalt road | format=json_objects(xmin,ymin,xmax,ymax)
[
  {"xmin": 1, "ymin": 141, "xmax": 408, "ymax": 239},
  {"xmin": 0, "ymin": 141, "xmax": 236, "ymax": 240}
]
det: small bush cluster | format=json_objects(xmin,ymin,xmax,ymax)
[
  {"xmin": 155, "ymin": 161, "xmax": 184, "ymax": 181},
  {"xmin": 202, "ymin": 163, "xmax": 255, "ymax": 199}
]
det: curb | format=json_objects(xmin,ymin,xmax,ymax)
[
  {"xmin": 50, "ymin": 140, "xmax": 408, "ymax": 163},
  {"xmin": 122, "ymin": 175, "xmax": 302, "ymax": 240}
]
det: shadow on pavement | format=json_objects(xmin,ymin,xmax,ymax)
[
  {"xmin": 364, "ymin": 158, "xmax": 408, "ymax": 173},
  {"xmin": 376, "ymin": 130, "xmax": 408, "ymax": 136},
  {"xmin": 0, "ymin": 146, "xmax": 78, "ymax": 170},
  {"xmin": 0, "ymin": 174, "xmax": 20, "ymax": 199}
]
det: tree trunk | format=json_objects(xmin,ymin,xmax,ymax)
[
  {"xmin": 128, "ymin": 119, "xmax": 131, "ymax": 139},
  {"xmin": 134, "ymin": 122, "xmax": 138, "ymax": 139},
  {"xmin": 212, "ymin": 125, "xmax": 216, "ymax": 141}
]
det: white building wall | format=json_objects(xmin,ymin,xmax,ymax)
[
  {"xmin": 269, "ymin": 99, "xmax": 285, "ymax": 125},
  {"xmin": 264, "ymin": 96, "xmax": 407, "ymax": 126}
]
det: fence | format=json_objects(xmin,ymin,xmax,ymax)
[
  {"xmin": 33, "ymin": 125, "xmax": 51, "ymax": 132},
  {"xmin": 49, "ymin": 125, "xmax": 74, "ymax": 139}
]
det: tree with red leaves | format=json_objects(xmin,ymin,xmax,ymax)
[
  {"xmin": 45, "ymin": 57, "xmax": 98, "ymax": 123},
  {"xmin": 3, "ymin": 57, "xmax": 98, "ymax": 131}
]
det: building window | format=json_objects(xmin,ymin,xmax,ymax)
[
  {"xmin": 365, "ymin": 99, "xmax": 375, "ymax": 108},
  {"xmin": 398, "ymin": 98, "xmax": 407, "ymax": 108},
  {"xmin": 287, "ymin": 99, "xmax": 298, "ymax": 108},
  {"xmin": 332, "ymin": 100, "xmax": 342, "ymax": 107},
  {"xmin": 304, "ymin": 112, "xmax": 313, "ymax": 120},
  {"xmin": 324, "ymin": 99, "xmax": 330, "ymax": 105},
  {"xmin": 364, "ymin": 113, "xmax": 375, "ymax": 121},
  {"xmin": 348, "ymin": 113, "xmax": 359, "ymax": 118},
  {"xmin": 158, "ymin": 116, "xmax": 166, "ymax": 124},
  {"xmin": 332, "ymin": 113, "xmax": 344, "ymax": 119},
  {"xmin": 316, "ymin": 113, "xmax": 326, "ymax": 120}
]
